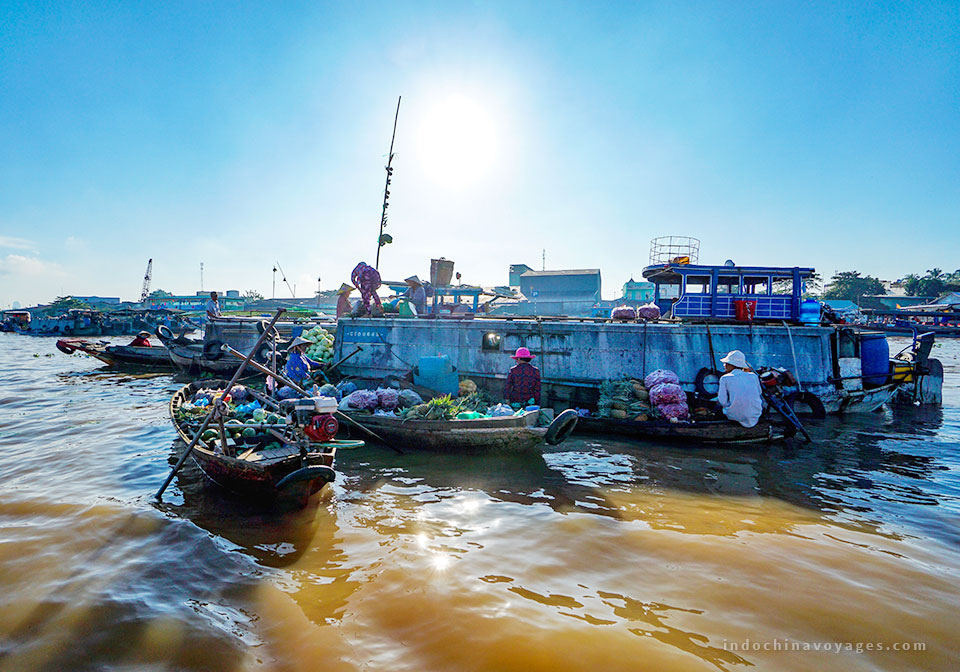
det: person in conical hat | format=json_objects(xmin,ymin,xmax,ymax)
[
  {"xmin": 403, "ymin": 275, "xmax": 427, "ymax": 315},
  {"xmin": 284, "ymin": 336, "xmax": 322, "ymax": 387},
  {"xmin": 505, "ymin": 347, "xmax": 540, "ymax": 406},
  {"xmin": 717, "ymin": 350, "xmax": 763, "ymax": 428},
  {"xmin": 129, "ymin": 330, "xmax": 152, "ymax": 347},
  {"xmin": 336, "ymin": 283, "xmax": 355, "ymax": 319}
]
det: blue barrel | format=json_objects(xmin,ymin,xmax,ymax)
[
  {"xmin": 859, "ymin": 332, "xmax": 890, "ymax": 388},
  {"xmin": 413, "ymin": 355, "xmax": 459, "ymax": 396},
  {"xmin": 798, "ymin": 299, "xmax": 821, "ymax": 325}
]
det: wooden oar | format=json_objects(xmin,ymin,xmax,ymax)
[
  {"xmin": 154, "ymin": 309, "xmax": 286, "ymax": 501},
  {"xmin": 222, "ymin": 345, "xmax": 405, "ymax": 455}
]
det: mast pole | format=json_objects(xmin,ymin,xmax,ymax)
[{"xmin": 376, "ymin": 96, "xmax": 401, "ymax": 270}]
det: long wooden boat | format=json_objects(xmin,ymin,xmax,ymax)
[
  {"xmin": 574, "ymin": 415, "xmax": 789, "ymax": 445},
  {"xmin": 170, "ymin": 380, "xmax": 362, "ymax": 507},
  {"xmin": 56, "ymin": 338, "xmax": 176, "ymax": 369},
  {"xmin": 341, "ymin": 409, "xmax": 579, "ymax": 453}
]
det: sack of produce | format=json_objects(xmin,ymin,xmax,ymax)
[
  {"xmin": 458, "ymin": 379, "xmax": 478, "ymax": 397},
  {"xmin": 337, "ymin": 380, "xmax": 358, "ymax": 396},
  {"xmin": 637, "ymin": 303, "xmax": 661, "ymax": 320},
  {"xmin": 488, "ymin": 403, "xmax": 515, "ymax": 417},
  {"xmin": 318, "ymin": 383, "xmax": 341, "ymax": 401},
  {"xmin": 611, "ymin": 305, "xmax": 637, "ymax": 321},
  {"xmin": 658, "ymin": 401, "xmax": 689, "ymax": 420},
  {"xmin": 276, "ymin": 386, "xmax": 299, "ymax": 400},
  {"xmin": 644, "ymin": 369, "xmax": 680, "ymax": 388},
  {"xmin": 376, "ymin": 387, "xmax": 399, "ymax": 410},
  {"xmin": 397, "ymin": 389, "xmax": 424, "ymax": 409},
  {"xmin": 650, "ymin": 382, "xmax": 685, "ymax": 406},
  {"xmin": 230, "ymin": 385, "xmax": 249, "ymax": 402},
  {"xmin": 345, "ymin": 389, "xmax": 379, "ymax": 410}
]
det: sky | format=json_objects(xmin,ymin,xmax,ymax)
[{"xmin": 1, "ymin": 1, "xmax": 958, "ymax": 307}]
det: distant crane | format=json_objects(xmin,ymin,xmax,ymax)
[{"xmin": 139, "ymin": 259, "xmax": 153, "ymax": 303}]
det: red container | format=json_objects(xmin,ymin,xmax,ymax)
[{"xmin": 734, "ymin": 299, "xmax": 757, "ymax": 322}]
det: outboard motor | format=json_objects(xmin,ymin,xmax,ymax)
[{"xmin": 280, "ymin": 396, "xmax": 339, "ymax": 443}]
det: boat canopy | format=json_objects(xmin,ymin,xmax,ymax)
[{"xmin": 641, "ymin": 263, "xmax": 816, "ymax": 321}]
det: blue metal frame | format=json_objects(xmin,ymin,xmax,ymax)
[{"xmin": 643, "ymin": 264, "xmax": 814, "ymax": 321}]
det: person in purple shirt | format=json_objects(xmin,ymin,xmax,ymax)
[{"xmin": 505, "ymin": 347, "xmax": 541, "ymax": 406}]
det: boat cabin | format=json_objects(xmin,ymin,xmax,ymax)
[{"xmin": 642, "ymin": 263, "xmax": 815, "ymax": 322}]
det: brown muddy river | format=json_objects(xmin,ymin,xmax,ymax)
[{"xmin": 0, "ymin": 332, "xmax": 958, "ymax": 671}]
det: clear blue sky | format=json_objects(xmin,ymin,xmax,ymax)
[{"xmin": 1, "ymin": 1, "xmax": 958, "ymax": 306}]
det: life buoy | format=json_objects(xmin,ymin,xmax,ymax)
[
  {"xmin": 203, "ymin": 340, "xmax": 225, "ymax": 361},
  {"xmin": 56, "ymin": 340, "xmax": 76, "ymax": 355},
  {"xmin": 694, "ymin": 367, "xmax": 721, "ymax": 399},
  {"xmin": 545, "ymin": 409, "xmax": 579, "ymax": 446},
  {"xmin": 156, "ymin": 325, "xmax": 174, "ymax": 341},
  {"xmin": 785, "ymin": 391, "xmax": 826, "ymax": 419}
]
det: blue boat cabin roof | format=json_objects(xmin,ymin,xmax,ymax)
[{"xmin": 642, "ymin": 263, "xmax": 816, "ymax": 283}]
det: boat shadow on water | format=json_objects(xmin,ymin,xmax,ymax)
[{"xmin": 157, "ymin": 439, "xmax": 329, "ymax": 569}]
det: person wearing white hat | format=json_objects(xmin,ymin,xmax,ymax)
[
  {"xmin": 336, "ymin": 283, "xmax": 355, "ymax": 319},
  {"xmin": 129, "ymin": 330, "xmax": 152, "ymax": 347},
  {"xmin": 717, "ymin": 349, "xmax": 763, "ymax": 428},
  {"xmin": 403, "ymin": 275, "xmax": 427, "ymax": 315},
  {"xmin": 284, "ymin": 336, "xmax": 322, "ymax": 387}
]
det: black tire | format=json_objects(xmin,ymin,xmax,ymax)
[
  {"xmin": 203, "ymin": 340, "xmax": 225, "ymax": 361},
  {"xmin": 56, "ymin": 341, "xmax": 76, "ymax": 355},
  {"xmin": 545, "ymin": 409, "xmax": 579, "ymax": 446},
  {"xmin": 256, "ymin": 320, "xmax": 280, "ymax": 340},
  {"xmin": 253, "ymin": 343, "xmax": 275, "ymax": 364},
  {"xmin": 156, "ymin": 324, "xmax": 174, "ymax": 341},
  {"xmin": 694, "ymin": 367, "xmax": 721, "ymax": 399},
  {"xmin": 785, "ymin": 391, "xmax": 826, "ymax": 419}
]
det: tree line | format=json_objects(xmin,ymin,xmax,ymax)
[{"xmin": 822, "ymin": 269, "xmax": 960, "ymax": 302}]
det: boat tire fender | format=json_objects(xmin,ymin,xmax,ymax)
[
  {"xmin": 203, "ymin": 340, "xmax": 225, "ymax": 361},
  {"xmin": 156, "ymin": 325, "xmax": 174, "ymax": 341},
  {"xmin": 276, "ymin": 465, "xmax": 336, "ymax": 490},
  {"xmin": 785, "ymin": 391, "xmax": 826, "ymax": 419},
  {"xmin": 256, "ymin": 320, "xmax": 280, "ymax": 340},
  {"xmin": 545, "ymin": 409, "xmax": 579, "ymax": 446},
  {"xmin": 694, "ymin": 367, "xmax": 721, "ymax": 399},
  {"xmin": 56, "ymin": 340, "xmax": 76, "ymax": 355}
]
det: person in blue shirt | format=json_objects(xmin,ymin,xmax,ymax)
[
  {"xmin": 284, "ymin": 336, "xmax": 322, "ymax": 387},
  {"xmin": 403, "ymin": 275, "xmax": 427, "ymax": 315}
]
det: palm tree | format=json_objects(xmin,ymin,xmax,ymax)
[{"xmin": 926, "ymin": 268, "xmax": 944, "ymax": 279}]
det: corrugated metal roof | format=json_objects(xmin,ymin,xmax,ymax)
[{"xmin": 520, "ymin": 269, "xmax": 600, "ymax": 277}]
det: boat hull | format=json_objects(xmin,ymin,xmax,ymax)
[
  {"xmin": 343, "ymin": 410, "xmax": 546, "ymax": 453},
  {"xmin": 575, "ymin": 416, "xmax": 786, "ymax": 445},
  {"xmin": 56, "ymin": 339, "xmax": 176, "ymax": 368}
]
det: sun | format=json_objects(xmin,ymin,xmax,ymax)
[{"xmin": 414, "ymin": 94, "xmax": 498, "ymax": 189}]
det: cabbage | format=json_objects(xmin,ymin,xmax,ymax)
[
  {"xmin": 345, "ymin": 389, "xmax": 379, "ymax": 410},
  {"xmin": 376, "ymin": 387, "xmax": 399, "ymax": 410},
  {"xmin": 649, "ymin": 382, "xmax": 685, "ymax": 406},
  {"xmin": 658, "ymin": 401, "xmax": 689, "ymax": 420},
  {"xmin": 637, "ymin": 303, "xmax": 661, "ymax": 320},
  {"xmin": 644, "ymin": 369, "xmax": 680, "ymax": 388}
]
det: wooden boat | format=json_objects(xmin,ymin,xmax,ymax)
[
  {"xmin": 574, "ymin": 415, "xmax": 789, "ymax": 445},
  {"xmin": 170, "ymin": 380, "xmax": 362, "ymax": 506},
  {"xmin": 56, "ymin": 338, "xmax": 176, "ymax": 369},
  {"xmin": 341, "ymin": 409, "xmax": 579, "ymax": 453}
]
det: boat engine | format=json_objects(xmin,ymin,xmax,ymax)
[{"xmin": 280, "ymin": 396, "xmax": 339, "ymax": 442}]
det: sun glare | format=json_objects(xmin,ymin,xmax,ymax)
[{"xmin": 414, "ymin": 94, "xmax": 498, "ymax": 189}]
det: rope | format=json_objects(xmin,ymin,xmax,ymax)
[{"xmin": 782, "ymin": 320, "xmax": 803, "ymax": 392}]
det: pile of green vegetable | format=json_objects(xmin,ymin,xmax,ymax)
[
  {"xmin": 597, "ymin": 378, "xmax": 652, "ymax": 420},
  {"xmin": 301, "ymin": 326, "xmax": 335, "ymax": 364}
]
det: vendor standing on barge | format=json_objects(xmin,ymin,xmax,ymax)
[
  {"xmin": 205, "ymin": 292, "xmax": 221, "ymax": 321},
  {"xmin": 717, "ymin": 350, "xmax": 763, "ymax": 428},
  {"xmin": 505, "ymin": 347, "xmax": 541, "ymax": 406}
]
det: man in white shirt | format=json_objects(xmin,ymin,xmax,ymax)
[
  {"xmin": 717, "ymin": 350, "xmax": 763, "ymax": 428},
  {"xmin": 205, "ymin": 291, "xmax": 221, "ymax": 320}
]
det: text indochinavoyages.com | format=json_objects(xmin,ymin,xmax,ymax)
[{"xmin": 722, "ymin": 639, "xmax": 926, "ymax": 654}]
